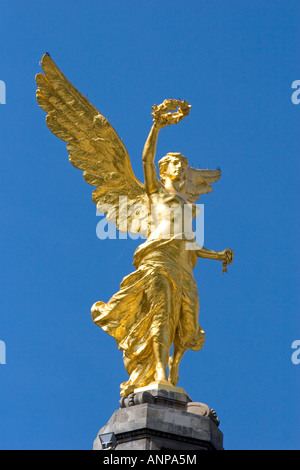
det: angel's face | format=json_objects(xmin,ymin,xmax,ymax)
[{"xmin": 165, "ymin": 157, "xmax": 186, "ymax": 182}]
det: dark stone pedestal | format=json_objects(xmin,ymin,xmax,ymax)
[{"xmin": 93, "ymin": 383, "xmax": 223, "ymax": 450}]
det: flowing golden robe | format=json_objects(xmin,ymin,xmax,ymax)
[{"xmin": 91, "ymin": 188, "xmax": 205, "ymax": 396}]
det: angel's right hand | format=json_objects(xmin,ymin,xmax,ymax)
[{"xmin": 153, "ymin": 120, "xmax": 167, "ymax": 129}]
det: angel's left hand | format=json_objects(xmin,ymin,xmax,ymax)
[{"xmin": 219, "ymin": 248, "xmax": 234, "ymax": 265}]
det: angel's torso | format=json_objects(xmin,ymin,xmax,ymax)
[{"xmin": 146, "ymin": 185, "xmax": 197, "ymax": 243}]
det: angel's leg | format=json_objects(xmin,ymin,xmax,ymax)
[
  {"xmin": 169, "ymin": 283, "xmax": 201, "ymax": 385},
  {"xmin": 147, "ymin": 272, "xmax": 175, "ymax": 383},
  {"xmin": 168, "ymin": 344, "xmax": 185, "ymax": 386},
  {"xmin": 153, "ymin": 341, "xmax": 169, "ymax": 382}
]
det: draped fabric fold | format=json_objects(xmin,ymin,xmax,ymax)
[{"xmin": 91, "ymin": 238, "xmax": 205, "ymax": 396}]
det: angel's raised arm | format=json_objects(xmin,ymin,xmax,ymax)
[
  {"xmin": 142, "ymin": 123, "xmax": 162, "ymax": 195},
  {"xmin": 142, "ymin": 99, "xmax": 191, "ymax": 196}
]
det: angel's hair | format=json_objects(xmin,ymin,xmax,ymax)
[{"xmin": 158, "ymin": 153, "xmax": 188, "ymax": 184}]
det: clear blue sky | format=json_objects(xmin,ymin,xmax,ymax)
[{"xmin": 0, "ymin": 0, "xmax": 299, "ymax": 450}]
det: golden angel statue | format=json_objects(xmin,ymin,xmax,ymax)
[{"xmin": 36, "ymin": 53, "xmax": 234, "ymax": 397}]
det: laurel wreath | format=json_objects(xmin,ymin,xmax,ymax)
[{"xmin": 152, "ymin": 99, "xmax": 191, "ymax": 127}]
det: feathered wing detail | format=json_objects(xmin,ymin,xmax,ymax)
[
  {"xmin": 180, "ymin": 167, "xmax": 222, "ymax": 203},
  {"xmin": 36, "ymin": 53, "xmax": 149, "ymax": 236}
]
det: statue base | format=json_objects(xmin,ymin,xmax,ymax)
[{"xmin": 93, "ymin": 383, "xmax": 223, "ymax": 450}]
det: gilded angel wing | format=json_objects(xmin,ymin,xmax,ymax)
[
  {"xmin": 180, "ymin": 167, "xmax": 221, "ymax": 203},
  {"xmin": 36, "ymin": 53, "xmax": 149, "ymax": 237}
]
